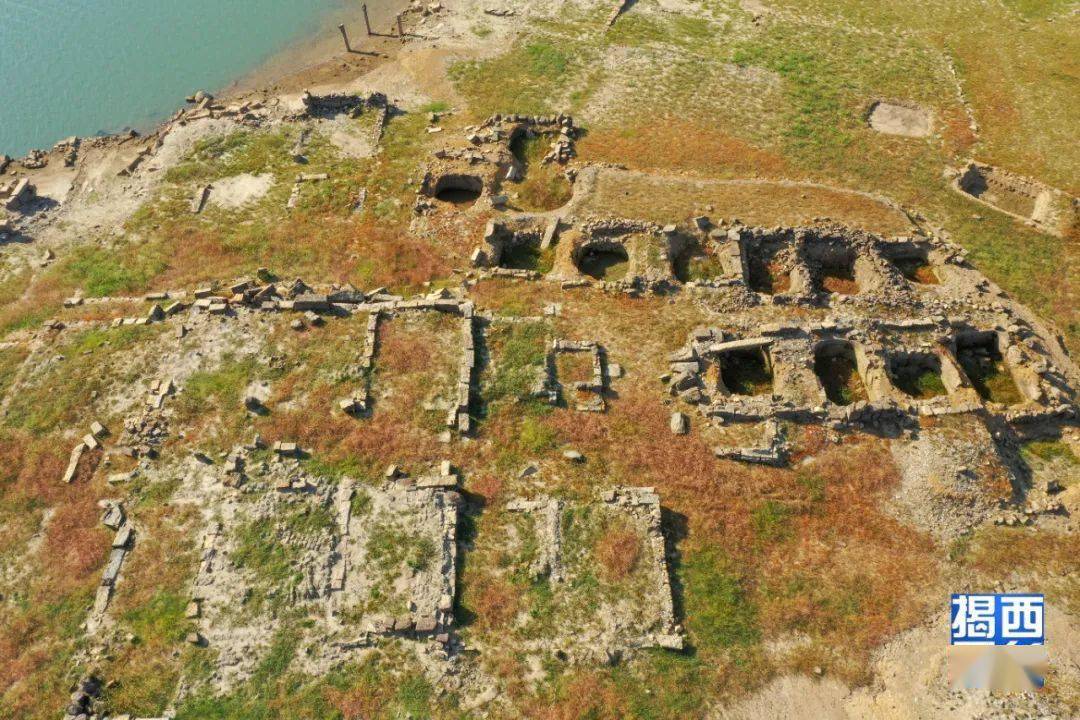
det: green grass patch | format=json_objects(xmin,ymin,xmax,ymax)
[
  {"xmin": 232, "ymin": 518, "xmax": 297, "ymax": 589},
  {"xmin": 449, "ymin": 36, "xmax": 592, "ymax": 117},
  {"xmin": 174, "ymin": 354, "xmax": 279, "ymax": 449},
  {"xmin": 122, "ymin": 589, "xmax": 190, "ymax": 645},
  {"xmin": 164, "ymin": 130, "xmax": 292, "ymax": 185},
  {"xmin": 367, "ymin": 521, "xmax": 437, "ymax": 574},
  {"xmin": 797, "ymin": 473, "xmax": 827, "ymax": 503},
  {"xmin": 486, "ymin": 322, "xmax": 549, "ymax": 404},
  {"xmin": 60, "ymin": 245, "xmax": 167, "ymax": 297},
  {"xmin": 230, "ymin": 504, "xmax": 332, "ymax": 612},
  {"xmin": 176, "ymin": 646, "xmax": 447, "ymax": 720},
  {"xmin": 4, "ymin": 325, "xmax": 157, "ymax": 434},
  {"xmin": 180, "ymin": 357, "xmax": 257, "ymax": 410},
  {"xmin": 303, "ymin": 455, "xmax": 371, "ymax": 484},
  {"xmin": 505, "ymin": 133, "xmax": 574, "ymax": 212},
  {"xmin": 519, "ymin": 413, "xmax": 558, "ymax": 454},
  {"xmin": 891, "ymin": 361, "xmax": 947, "ymax": 399},
  {"xmin": 751, "ymin": 500, "xmax": 793, "ymax": 544},
  {"xmin": 604, "ymin": 12, "xmax": 717, "ymax": 51},
  {"xmin": 1022, "ymin": 439, "xmax": 1079, "ymax": 466},
  {"xmin": 681, "ymin": 548, "xmax": 760, "ymax": 650}
]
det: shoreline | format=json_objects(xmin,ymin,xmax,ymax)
[
  {"xmin": 1, "ymin": 0, "xmax": 412, "ymax": 159},
  {"xmin": 220, "ymin": 0, "xmax": 414, "ymax": 99}
]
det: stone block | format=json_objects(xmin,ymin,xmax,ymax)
[
  {"xmin": 670, "ymin": 412, "xmax": 689, "ymax": 435},
  {"xmin": 273, "ymin": 441, "xmax": 299, "ymax": 456},
  {"xmin": 112, "ymin": 524, "xmax": 132, "ymax": 548}
]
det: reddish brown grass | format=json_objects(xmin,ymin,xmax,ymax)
[
  {"xmin": 0, "ymin": 434, "xmax": 112, "ymax": 717},
  {"xmin": 940, "ymin": 109, "xmax": 977, "ymax": 157},
  {"xmin": 594, "ymin": 527, "xmax": 641, "ymax": 582},
  {"xmin": 470, "ymin": 575, "xmax": 523, "ymax": 631},
  {"xmin": 324, "ymin": 682, "xmax": 393, "ymax": 720},
  {"xmin": 143, "ymin": 216, "xmax": 454, "ymax": 293},
  {"xmin": 469, "ymin": 473, "xmax": 505, "ymax": 505},
  {"xmin": 529, "ymin": 673, "xmax": 628, "ymax": 720},
  {"xmin": 378, "ymin": 320, "xmax": 438, "ymax": 375},
  {"xmin": 540, "ymin": 382, "xmax": 936, "ymax": 683},
  {"xmin": 578, "ymin": 120, "xmax": 789, "ymax": 178}
]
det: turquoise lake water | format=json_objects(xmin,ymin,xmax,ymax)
[{"xmin": 0, "ymin": 0, "xmax": 346, "ymax": 156}]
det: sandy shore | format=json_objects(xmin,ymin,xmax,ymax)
[{"xmin": 219, "ymin": 0, "xmax": 415, "ymax": 100}]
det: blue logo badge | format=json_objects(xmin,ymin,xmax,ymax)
[{"xmin": 950, "ymin": 593, "xmax": 1044, "ymax": 646}]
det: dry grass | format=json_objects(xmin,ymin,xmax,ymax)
[
  {"xmin": 0, "ymin": 270, "xmax": 68, "ymax": 338},
  {"xmin": 469, "ymin": 279, "xmax": 555, "ymax": 317},
  {"xmin": 578, "ymin": 168, "xmax": 913, "ymax": 236},
  {"xmin": 470, "ymin": 575, "xmax": 524, "ymax": 631},
  {"xmin": 594, "ymin": 526, "xmax": 641, "ymax": 582},
  {"xmin": 0, "ymin": 433, "xmax": 111, "ymax": 718},
  {"xmin": 133, "ymin": 217, "xmax": 454, "ymax": 293},
  {"xmin": 528, "ymin": 672, "xmax": 628, "ymax": 720},
  {"xmin": 537, "ymin": 382, "xmax": 936, "ymax": 684},
  {"xmin": 3, "ymin": 6, "xmax": 1073, "ymax": 712},
  {"xmin": 260, "ymin": 314, "xmax": 463, "ymax": 477},
  {"xmin": 579, "ymin": 120, "xmax": 790, "ymax": 178}
]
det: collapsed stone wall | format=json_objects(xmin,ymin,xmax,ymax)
[
  {"xmin": 954, "ymin": 161, "xmax": 1079, "ymax": 238},
  {"xmin": 541, "ymin": 339, "xmax": 608, "ymax": 412},
  {"xmin": 663, "ymin": 314, "xmax": 1074, "ymax": 466},
  {"xmin": 472, "ymin": 113, "xmax": 579, "ymax": 166},
  {"xmin": 416, "ymin": 114, "xmax": 579, "ymax": 214},
  {"xmin": 503, "ymin": 486, "xmax": 684, "ymax": 662},
  {"xmin": 297, "ymin": 90, "xmax": 388, "ymax": 119},
  {"xmin": 467, "ymin": 216, "xmax": 970, "ymax": 308},
  {"xmin": 183, "ymin": 456, "xmax": 463, "ymax": 690}
]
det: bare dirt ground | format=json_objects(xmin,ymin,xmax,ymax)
[
  {"xmin": 207, "ymin": 173, "xmax": 276, "ymax": 209},
  {"xmin": 867, "ymin": 102, "xmax": 933, "ymax": 138}
]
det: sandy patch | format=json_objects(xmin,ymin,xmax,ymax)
[
  {"xmin": 208, "ymin": 173, "xmax": 275, "ymax": 209},
  {"xmin": 351, "ymin": 46, "xmax": 470, "ymax": 110},
  {"xmin": 868, "ymin": 102, "xmax": 932, "ymax": 138},
  {"xmin": 713, "ymin": 607, "xmax": 1077, "ymax": 719},
  {"xmin": 713, "ymin": 675, "xmax": 850, "ymax": 720}
]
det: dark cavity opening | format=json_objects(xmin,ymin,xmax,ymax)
[
  {"xmin": 808, "ymin": 246, "xmax": 858, "ymax": 295},
  {"xmin": 889, "ymin": 353, "xmax": 946, "ymax": 399},
  {"xmin": 720, "ymin": 347, "xmax": 774, "ymax": 396},
  {"xmin": 956, "ymin": 334, "xmax": 1024, "ymax": 405},
  {"xmin": 509, "ymin": 129, "xmax": 531, "ymax": 168},
  {"xmin": 577, "ymin": 244, "xmax": 629, "ymax": 281},
  {"xmin": 892, "ymin": 255, "xmax": 939, "ymax": 285},
  {"xmin": 500, "ymin": 236, "xmax": 553, "ymax": 274},
  {"xmin": 814, "ymin": 342, "xmax": 868, "ymax": 406},
  {"xmin": 958, "ymin": 166, "xmax": 989, "ymax": 198},
  {"xmin": 746, "ymin": 241, "xmax": 791, "ymax": 294},
  {"xmin": 434, "ymin": 175, "xmax": 483, "ymax": 205}
]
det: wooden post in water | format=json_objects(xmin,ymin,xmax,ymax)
[
  {"xmin": 362, "ymin": 4, "xmax": 372, "ymax": 35},
  {"xmin": 396, "ymin": 14, "xmax": 404, "ymax": 37},
  {"xmin": 337, "ymin": 24, "xmax": 351, "ymax": 52}
]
